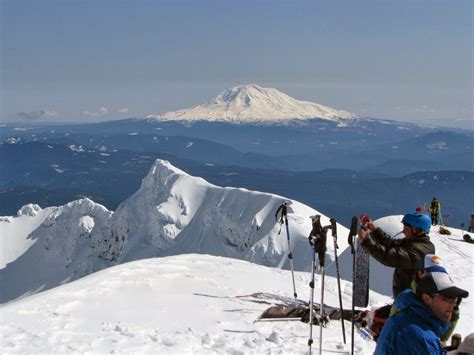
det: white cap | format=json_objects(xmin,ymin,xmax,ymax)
[
  {"xmin": 417, "ymin": 272, "xmax": 469, "ymax": 299},
  {"xmin": 422, "ymin": 254, "xmax": 447, "ymax": 273}
]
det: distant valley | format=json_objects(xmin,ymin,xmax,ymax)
[{"xmin": 1, "ymin": 138, "xmax": 472, "ymax": 227}]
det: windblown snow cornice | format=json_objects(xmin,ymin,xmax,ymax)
[{"xmin": 145, "ymin": 84, "xmax": 358, "ymax": 123}]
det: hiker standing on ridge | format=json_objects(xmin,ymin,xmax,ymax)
[
  {"xmin": 357, "ymin": 212, "xmax": 435, "ymax": 298},
  {"xmin": 430, "ymin": 197, "xmax": 441, "ymax": 225},
  {"xmin": 375, "ymin": 269, "xmax": 469, "ymax": 354}
]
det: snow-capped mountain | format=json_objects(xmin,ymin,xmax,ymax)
[
  {"xmin": 0, "ymin": 159, "xmax": 349, "ymax": 304},
  {"xmin": 145, "ymin": 84, "xmax": 358, "ymax": 123}
]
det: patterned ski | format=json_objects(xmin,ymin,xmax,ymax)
[{"xmin": 353, "ymin": 238, "xmax": 370, "ymax": 307}]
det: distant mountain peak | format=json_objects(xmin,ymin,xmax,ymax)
[{"xmin": 145, "ymin": 84, "xmax": 358, "ymax": 123}]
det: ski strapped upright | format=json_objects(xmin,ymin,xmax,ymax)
[
  {"xmin": 275, "ymin": 202, "xmax": 298, "ymax": 307},
  {"xmin": 355, "ymin": 215, "xmax": 370, "ymax": 309}
]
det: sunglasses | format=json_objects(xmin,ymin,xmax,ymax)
[{"xmin": 432, "ymin": 293, "xmax": 458, "ymax": 304}]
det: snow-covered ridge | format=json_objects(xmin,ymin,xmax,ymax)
[
  {"xmin": 0, "ymin": 198, "xmax": 114, "ymax": 302},
  {"xmin": 145, "ymin": 84, "xmax": 358, "ymax": 123},
  {"xmin": 0, "ymin": 159, "xmax": 348, "ymax": 304},
  {"xmin": 110, "ymin": 159, "xmax": 342, "ymax": 269}
]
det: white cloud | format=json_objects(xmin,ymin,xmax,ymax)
[
  {"xmin": 82, "ymin": 110, "xmax": 100, "ymax": 117},
  {"xmin": 44, "ymin": 111, "xmax": 58, "ymax": 117},
  {"xmin": 16, "ymin": 111, "xmax": 45, "ymax": 120},
  {"xmin": 16, "ymin": 110, "xmax": 58, "ymax": 120},
  {"xmin": 118, "ymin": 107, "xmax": 129, "ymax": 113},
  {"xmin": 82, "ymin": 106, "xmax": 109, "ymax": 117}
]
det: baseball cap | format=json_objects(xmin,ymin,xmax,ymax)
[
  {"xmin": 417, "ymin": 271, "xmax": 469, "ymax": 299},
  {"xmin": 421, "ymin": 254, "xmax": 447, "ymax": 273}
]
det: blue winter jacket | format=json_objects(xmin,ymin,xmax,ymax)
[{"xmin": 375, "ymin": 289, "xmax": 450, "ymax": 355}]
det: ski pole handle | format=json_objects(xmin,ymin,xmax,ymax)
[
  {"xmin": 348, "ymin": 216, "xmax": 358, "ymax": 253},
  {"xmin": 330, "ymin": 218, "xmax": 338, "ymax": 248}
]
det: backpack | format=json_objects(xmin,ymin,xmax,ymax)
[{"xmin": 356, "ymin": 304, "xmax": 392, "ymax": 341}]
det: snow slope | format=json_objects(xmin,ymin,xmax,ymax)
[
  {"xmin": 0, "ymin": 198, "xmax": 113, "ymax": 304},
  {"xmin": 145, "ymin": 84, "xmax": 358, "ymax": 123},
  {"xmin": 0, "ymin": 254, "xmax": 387, "ymax": 354},
  {"xmin": 2, "ymin": 219, "xmax": 472, "ymax": 355},
  {"xmin": 0, "ymin": 204, "xmax": 50, "ymax": 268}
]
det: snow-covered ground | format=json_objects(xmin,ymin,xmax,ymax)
[
  {"xmin": 1, "ymin": 159, "xmax": 472, "ymax": 353},
  {"xmin": 0, "ymin": 254, "xmax": 386, "ymax": 354},
  {"xmin": 1, "ymin": 221, "xmax": 472, "ymax": 354}
]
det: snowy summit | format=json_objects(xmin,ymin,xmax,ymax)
[{"xmin": 146, "ymin": 84, "xmax": 358, "ymax": 123}]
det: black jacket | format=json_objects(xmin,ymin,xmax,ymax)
[{"xmin": 361, "ymin": 228, "xmax": 435, "ymax": 298}]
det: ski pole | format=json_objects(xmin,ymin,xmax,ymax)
[
  {"xmin": 347, "ymin": 216, "xmax": 358, "ymax": 355},
  {"xmin": 308, "ymin": 237, "xmax": 317, "ymax": 354},
  {"xmin": 330, "ymin": 218, "xmax": 346, "ymax": 344},
  {"xmin": 276, "ymin": 202, "xmax": 298, "ymax": 307},
  {"xmin": 317, "ymin": 223, "xmax": 329, "ymax": 355},
  {"xmin": 319, "ymin": 262, "xmax": 325, "ymax": 355},
  {"xmin": 307, "ymin": 215, "xmax": 321, "ymax": 355},
  {"xmin": 284, "ymin": 215, "xmax": 298, "ymax": 307}
]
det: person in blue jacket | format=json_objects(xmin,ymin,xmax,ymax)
[{"xmin": 375, "ymin": 270, "xmax": 469, "ymax": 355}]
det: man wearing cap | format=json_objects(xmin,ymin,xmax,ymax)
[
  {"xmin": 375, "ymin": 270, "xmax": 469, "ymax": 354},
  {"xmin": 390, "ymin": 255, "xmax": 462, "ymax": 343},
  {"xmin": 358, "ymin": 212, "xmax": 435, "ymax": 298}
]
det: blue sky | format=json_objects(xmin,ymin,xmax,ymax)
[{"xmin": 1, "ymin": 0, "xmax": 472, "ymax": 128}]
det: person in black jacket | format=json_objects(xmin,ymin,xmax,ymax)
[{"xmin": 358, "ymin": 212, "xmax": 435, "ymax": 298}]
